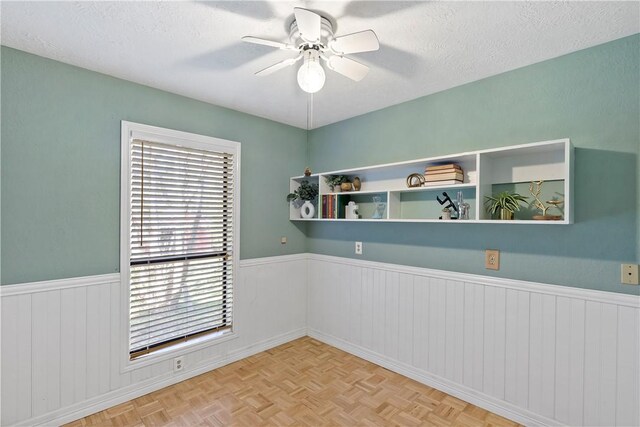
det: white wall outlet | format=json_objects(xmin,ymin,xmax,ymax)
[
  {"xmin": 173, "ymin": 356, "xmax": 184, "ymax": 372},
  {"xmin": 355, "ymin": 241, "xmax": 363, "ymax": 255},
  {"xmin": 485, "ymin": 249, "xmax": 500, "ymax": 270},
  {"xmin": 280, "ymin": 236, "xmax": 287, "ymax": 244},
  {"xmin": 621, "ymin": 264, "xmax": 639, "ymax": 285}
]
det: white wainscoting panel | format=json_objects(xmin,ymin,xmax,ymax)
[
  {"xmin": 2, "ymin": 253, "xmax": 638, "ymax": 427},
  {"xmin": 0, "ymin": 254, "xmax": 307, "ymax": 426},
  {"xmin": 307, "ymin": 254, "xmax": 640, "ymax": 427}
]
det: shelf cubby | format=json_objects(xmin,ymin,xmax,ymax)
[{"xmin": 289, "ymin": 175, "xmax": 319, "ymax": 219}]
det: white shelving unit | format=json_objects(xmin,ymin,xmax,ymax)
[{"xmin": 289, "ymin": 138, "xmax": 573, "ymax": 224}]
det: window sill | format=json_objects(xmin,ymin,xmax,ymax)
[{"xmin": 121, "ymin": 329, "xmax": 238, "ymax": 373}]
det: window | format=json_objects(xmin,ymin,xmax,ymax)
[{"xmin": 121, "ymin": 122, "xmax": 240, "ymax": 361}]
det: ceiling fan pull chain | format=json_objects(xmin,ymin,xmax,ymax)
[{"xmin": 307, "ymin": 92, "xmax": 314, "ymax": 130}]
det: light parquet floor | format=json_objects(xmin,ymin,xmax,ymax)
[{"xmin": 66, "ymin": 337, "xmax": 521, "ymax": 427}]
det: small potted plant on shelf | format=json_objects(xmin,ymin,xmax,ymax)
[
  {"xmin": 287, "ymin": 180, "xmax": 319, "ymax": 219},
  {"xmin": 484, "ymin": 191, "xmax": 528, "ymax": 220},
  {"xmin": 324, "ymin": 175, "xmax": 350, "ymax": 192}
]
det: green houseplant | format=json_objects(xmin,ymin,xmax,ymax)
[
  {"xmin": 484, "ymin": 191, "xmax": 528, "ymax": 220},
  {"xmin": 286, "ymin": 180, "xmax": 318, "ymax": 204},
  {"xmin": 324, "ymin": 175, "xmax": 349, "ymax": 192}
]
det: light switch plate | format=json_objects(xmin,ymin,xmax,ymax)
[
  {"xmin": 280, "ymin": 236, "xmax": 287, "ymax": 244},
  {"xmin": 485, "ymin": 249, "xmax": 500, "ymax": 270},
  {"xmin": 621, "ymin": 264, "xmax": 639, "ymax": 285}
]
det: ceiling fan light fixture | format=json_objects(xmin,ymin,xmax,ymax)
[
  {"xmin": 243, "ymin": 7, "xmax": 379, "ymax": 93},
  {"xmin": 297, "ymin": 49, "xmax": 325, "ymax": 93}
]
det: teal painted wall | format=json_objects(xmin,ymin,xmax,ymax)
[
  {"xmin": 3, "ymin": 36, "xmax": 639, "ymax": 295},
  {"xmin": 308, "ymin": 35, "xmax": 639, "ymax": 295},
  {"xmin": 1, "ymin": 46, "xmax": 307, "ymax": 285}
]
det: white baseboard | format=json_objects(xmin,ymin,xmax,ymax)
[
  {"xmin": 307, "ymin": 328, "xmax": 560, "ymax": 427},
  {"xmin": 28, "ymin": 328, "xmax": 306, "ymax": 426},
  {"xmin": 43, "ymin": 325, "xmax": 556, "ymax": 427}
]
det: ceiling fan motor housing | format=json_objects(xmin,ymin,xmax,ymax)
[{"xmin": 289, "ymin": 16, "xmax": 334, "ymax": 48}]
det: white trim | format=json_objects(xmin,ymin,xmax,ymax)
[
  {"xmin": 308, "ymin": 253, "xmax": 640, "ymax": 308},
  {"xmin": 25, "ymin": 328, "xmax": 306, "ymax": 427},
  {"xmin": 120, "ymin": 331, "xmax": 239, "ymax": 373},
  {"xmin": 0, "ymin": 273, "xmax": 120, "ymax": 296},
  {"xmin": 2, "ymin": 253, "xmax": 636, "ymax": 307},
  {"xmin": 306, "ymin": 329, "xmax": 559, "ymax": 427},
  {"xmin": 239, "ymin": 253, "xmax": 309, "ymax": 267},
  {"xmin": 123, "ymin": 121, "xmax": 241, "ymax": 154},
  {"xmin": 119, "ymin": 121, "xmax": 242, "ymax": 373},
  {"xmin": 0, "ymin": 253, "xmax": 307, "ymax": 297},
  {"xmin": 291, "ymin": 218, "xmax": 571, "ymax": 224}
]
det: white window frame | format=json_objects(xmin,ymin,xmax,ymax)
[{"xmin": 120, "ymin": 121, "xmax": 240, "ymax": 372}]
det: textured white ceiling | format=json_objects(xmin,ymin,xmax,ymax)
[{"xmin": 2, "ymin": 1, "xmax": 638, "ymax": 129}]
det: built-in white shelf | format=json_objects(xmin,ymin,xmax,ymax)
[
  {"xmin": 289, "ymin": 138, "xmax": 573, "ymax": 224},
  {"xmin": 291, "ymin": 218, "xmax": 570, "ymax": 224}
]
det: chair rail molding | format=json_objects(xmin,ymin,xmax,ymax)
[
  {"xmin": 307, "ymin": 254, "xmax": 639, "ymax": 308},
  {"xmin": 0, "ymin": 273, "xmax": 121, "ymax": 297}
]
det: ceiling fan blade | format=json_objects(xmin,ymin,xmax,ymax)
[
  {"xmin": 255, "ymin": 55, "xmax": 301, "ymax": 76},
  {"xmin": 294, "ymin": 7, "xmax": 321, "ymax": 43},
  {"xmin": 327, "ymin": 56, "xmax": 370, "ymax": 81},
  {"xmin": 330, "ymin": 30, "xmax": 380, "ymax": 54},
  {"xmin": 242, "ymin": 36, "xmax": 294, "ymax": 50}
]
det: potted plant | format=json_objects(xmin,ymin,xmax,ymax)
[
  {"xmin": 287, "ymin": 180, "xmax": 319, "ymax": 218},
  {"xmin": 484, "ymin": 191, "xmax": 528, "ymax": 220},
  {"xmin": 324, "ymin": 175, "xmax": 349, "ymax": 192}
]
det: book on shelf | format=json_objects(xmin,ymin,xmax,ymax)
[
  {"xmin": 425, "ymin": 163, "xmax": 462, "ymax": 173},
  {"xmin": 423, "ymin": 179, "xmax": 464, "ymax": 186},
  {"xmin": 322, "ymin": 194, "xmax": 338, "ymax": 219},
  {"xmin": 321, "ymin": 194, "xmax": 348, "ymax": 219},
  {"xmin": 336, "ymin": 196, "xmax": 348, "ymax": 219},
  {"xmin": 424, "ymin": 172, "xmax": 464, "ymax": 181},
  {"xmin": 425, "ymin": 168, "xmax": 463, "ymax": 176},
  {"xmin": 324, "ymin": 194, "xmax": 333, "ymax": 219},
  {"xmin": 330, "ymin": 195, "xmax": 333, "ymax": 219},
  {"xmin": 322, "ymin": 195, "xmax": 328, "ymax": 218}
]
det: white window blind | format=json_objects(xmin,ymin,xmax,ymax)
[{"xmin": 129, "ymin": 138, "xmax": 234, "ymax": 358}]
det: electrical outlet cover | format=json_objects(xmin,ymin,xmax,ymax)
[
  {"xmin": 173, "ymin": 357, "xmax": 184, "ymax": 372},
  {"xmin": 485, "ymin": 249, "xmax": 500, "ymax": 270},
  {"xmin": 355, "ymin": 241, "xmax": 363, "ymax": 255},
  {"xmin": 621, "ymin": 264, "xmax": 639, "ymax": 285}
]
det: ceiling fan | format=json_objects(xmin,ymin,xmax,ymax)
[{"xmin": 242, "ymin": 7, "xmax": 379, "ymax": 93}]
